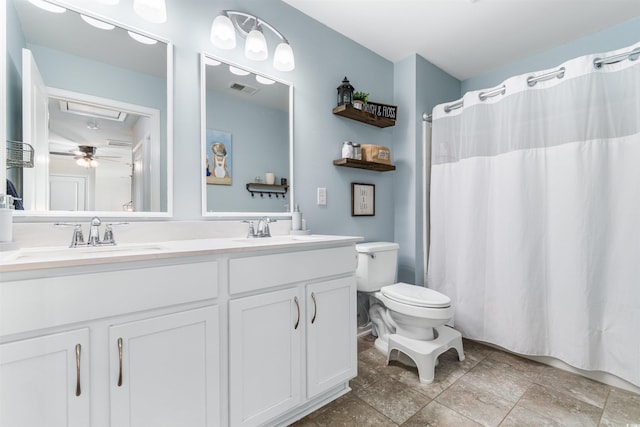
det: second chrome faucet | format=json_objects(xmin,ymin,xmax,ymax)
[{"xmin": 244, "ymin": 217, "xmax": 277, "ymax": 238}]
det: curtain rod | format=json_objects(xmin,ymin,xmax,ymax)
[{"xmin": 438, "ymin": 46, "xmax": 639, "ymax": 116}]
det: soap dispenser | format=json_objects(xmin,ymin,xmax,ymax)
[{"xmin": 292, "ymin": 205, "xmax": 302, "ymax": 231}]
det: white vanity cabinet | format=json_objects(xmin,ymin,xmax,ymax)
[
  {"xmin": 306, "ymin": 277, "xmax": 357, "ymax": 399},
  {"xmin": 109, "ymin": 305, "xmax": 219, "ymax": 427},
  {"xmin": 229, "ymin": 287, "xmax": 303, "ymax": 427},
  {"xmin": 228, "ymin": 245, "xmax": 358, "ymax": 427},
  {"xmin": 0, "ymin": 328, "xmax": 91, "ymax": 427},
  {"xmin": 0, "ymin": 257, "xmax": 220, "ymax": 427}
]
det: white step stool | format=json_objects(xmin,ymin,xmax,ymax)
[{"xmin": 386, "ymin": 326, "xmax": 465, "ymax": 384}]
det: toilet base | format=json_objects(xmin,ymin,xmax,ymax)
[{"xmin": 385, "ymin": 326, "xmax": 465, "ymax": 384}]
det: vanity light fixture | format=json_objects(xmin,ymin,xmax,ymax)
[
  {"xmin": 81, "ymin": 14, "xmax": 115, "ymax": 30},
  {"xmin": 28, "ymin": 0, "xmax": 66, "ymax": 13},
  {"xmin": 133, "ymin": 0, "xmax": 167, "ymax": 24},
  {"xmin": 127, "ymin": 31, "xmax": 158, "ymax": 45},
  {"xmin": 210, "ymin": 10, "xmax": 295, "ymax": 72}
]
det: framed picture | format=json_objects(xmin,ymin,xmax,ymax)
[
  {"xmin": 206, "ymin": 129, "xmax": 232, "ymax": 185},
  {"xmin": 352, "ymin": 183, "xmax": 375, "ymax": 216}
]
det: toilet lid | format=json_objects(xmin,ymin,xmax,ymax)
[{"xmin": 380, "ymin": 283, "xmax": 451, "ymax": 308}]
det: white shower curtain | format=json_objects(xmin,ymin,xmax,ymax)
[{"xmin": 428, "ymin": 42, "xmax": 640, "ymax": 387}]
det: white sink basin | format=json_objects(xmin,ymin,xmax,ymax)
[{"xmin": 5, "ymin": 243, "xmax": 168, "ymax": 262}]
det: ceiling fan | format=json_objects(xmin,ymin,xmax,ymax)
[{"xmin": 50, "ymin": 145, "xmax": 121, "ymax": 168}]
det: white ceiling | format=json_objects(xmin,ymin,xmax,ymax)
[{"xmin": 282, "ymin": 0, "xmax": 640, "ymax": 80}]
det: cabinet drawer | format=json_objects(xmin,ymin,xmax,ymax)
[
  {"xmin": 1, "ymin": 260, "xmax": 218, "ymax": 337},
  {"xmin": 229, "ymin": 246, "xmax": 356, "ymax": 295}
]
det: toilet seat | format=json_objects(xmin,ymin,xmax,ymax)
[{"xmin": 380, "ymin": 283, "xmax": 450, "ymax": 308}]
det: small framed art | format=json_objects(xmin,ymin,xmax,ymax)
[{"xmin": 351, "ymin": 183, "xmax": 375, "ymax": 216}]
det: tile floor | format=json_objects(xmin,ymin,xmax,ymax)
[{"xmin": 294, "ymin": 334, "xmax": 640, "ymax": 427}]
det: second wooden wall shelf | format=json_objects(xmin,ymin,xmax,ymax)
[{"xmin": 333, "ymin": 158, "xmax": 396, "ymax": 172}]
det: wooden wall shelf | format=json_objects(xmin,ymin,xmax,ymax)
[
  {"xmin": 333, "ymin": 158, "xmax": 396, "ymax": 172},
  {"xmin": 332, "ymin": 105, "xmax": 395, "ymax": 128}
]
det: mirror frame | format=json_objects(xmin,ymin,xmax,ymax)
[
  {"xmin": 1, "ymin": 0, "xmax": 174, "ymax": 219},
  {"xmin": 200, "ymin": 52, "xmax": 294, "ymax": 218}
]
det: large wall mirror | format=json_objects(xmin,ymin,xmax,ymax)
[
  {"xmin": 201, "ymin": 54, "xmax": 293, "ymax": 216},
  {"xmin": 3, "ymin": 0, "xmax": 172, "ymax": 217}
]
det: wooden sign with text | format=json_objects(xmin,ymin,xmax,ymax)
[{"xmin": 363, "ymin": 101, "xmax": 398, "ymax": 120}]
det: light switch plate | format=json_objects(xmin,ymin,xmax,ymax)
[{"xmin": 317, "ymin": 187, "xmax": 327, "ymax": 205}]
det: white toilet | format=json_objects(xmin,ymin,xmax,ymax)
[{"xmin": 355, "ymin": 242, "xmax": 465, "ymax": 384}]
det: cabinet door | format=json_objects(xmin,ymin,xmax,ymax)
[
  {"xmin": 109, "ymin": 306, "xmax": 219, "ymax": 427},
  {"xmin": 229, "ymin": 288, "xmax": 302, "ymax": 427},
  {"xmin": 0, "ymin": 328, "xmax": 90, "ymax": 427},
  {"xmin": 306, "ymin": 277, "xmax": 357, "ymax": 398}
]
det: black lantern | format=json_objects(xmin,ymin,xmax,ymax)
[{"xmin": 337, "ymin": 76, "xmax": 354, "ymax": 106}]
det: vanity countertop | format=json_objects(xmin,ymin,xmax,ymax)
[{"xmin": 0, "ymin": 235, "xmax": 363, "ymax": 274}]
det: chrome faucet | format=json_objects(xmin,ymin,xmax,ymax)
[
  {"xmin": 55, "ymin": 217, "xmax": 127, "ymax": 248},
  {"xmin": 256, "ymin": 217, "xmax": 276, "ymax": 238},
  {"xmin": 243, "ymin": 217, "xmax": 277, "ymax": 238}
]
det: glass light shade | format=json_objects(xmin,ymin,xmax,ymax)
[
  {"xmin": 28, "ymin": 0, "xmax": 66, "ymax": 13},
  {"xmin": 93, "ymin": 0, "xmax": 120, "ymax": 4},
  {"xmin": 210, "ymin": 15, "xmax": 236, "ymax": 49},
  {"xmin": 81, "ymin": 15, "xmax": 115, "ymax": 30},
  {"xmin": 229, "ymin": 66, "xmax": 250, "ymax": 76},
  {"xmin": 133, "ymin": 0, "xmax": 167, "ymax": 24},
  {"xmin": 245, "ymin": 29, "xmax": 268, "ymax": 61},
  {"xmin": 273, "ymin": 42, "xmax": 295, "ymax": 71},
  {"xmin": 256, "ymin": 75, "xmax": 275, "ymax": 85},
  {"xmin": 128, "ymin": 31, "xmax": 158, "ymax": 45}
]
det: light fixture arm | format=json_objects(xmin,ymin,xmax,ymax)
[{"xmin": 221, "ymin": 10, "xmax": 289, "ymax": 44}]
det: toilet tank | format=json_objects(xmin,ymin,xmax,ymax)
[{"xmin": 355, "ymin": 242, "xmax": 399, "ymax": 292}]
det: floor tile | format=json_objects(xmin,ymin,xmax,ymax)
[
  {"xmin": 401, "ymin": 400, "xmax": 483, "ymax": 427},
  {"xmin": 355, "ymin": 377, "xmax": 431, "ymax": 425},
  {"xmin": 307, "ymin": 395, "xmax": 398, "ymax": 427},
  {"xmin": 500, "ymin": 405, "xmax": 565, "ymax": 427},
  {"xmin": 516, "ymin": 383, "xmax": 602, "ymax": 427},
  {"xmin": 435, "ymin": 376, "xmax": 514, "ymax": 427},
  {"xmin": 599, "ymin": 387, "xmax": 640, "ymax": 426},
  {"xmin": 463, "ymin": 358, "xmax": 531, "ymax": 403},
  {"xmin": 535, "ymin": 365, "xmax": 610, "ymax": 408}
]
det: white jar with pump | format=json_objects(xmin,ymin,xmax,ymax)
[{"xmin": 292, "ymin": 205, "xmax": 302, "ymax": 231}]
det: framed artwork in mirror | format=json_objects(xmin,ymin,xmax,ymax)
[
  {"xmin": 206, "ymin": 129, "xmax": 232, "ymax": 185},
  {"xmin": 351, "ymin": 183, "xmax": 375, "ymax": 216}
]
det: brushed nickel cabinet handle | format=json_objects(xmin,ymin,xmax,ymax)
[
  {"xmin": 294, "ymin": 296, "xmax": 300, "ymax": 330},
  {"xmin": 311, "ymin": 292, "xmax": 317, "ymax": 324},
  {"xmin": 117, "ymin": 337, "xmax": 123, "ymax": 387},
  {"xmin": 75, "ymin": 344, "xmax": 82, "ymax": 397}
]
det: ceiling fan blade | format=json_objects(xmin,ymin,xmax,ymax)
[{"xmin": 49, "ymin": 151, "xmax": 77, "ymax": 156}]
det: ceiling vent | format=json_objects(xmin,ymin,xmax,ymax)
[
  {"xmin": 107, "ymin": 139, "xmax": 133, "ymax": 147},
  {"xmin": 59, "ymin": 100, "xmax": 128, "ymax": 122},
  {"xmin": 229, "ymin": 82, "xmax": 259, "ymax": 96}
]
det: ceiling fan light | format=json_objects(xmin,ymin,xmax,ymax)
[
  {"xmin": 133, "ymin": 0, "xmax": 167, "ymax": 24},
  {"xmin": 211, "ymin": 14, "xmax": 236, "ymax": 49},
  {"xmin": 273, "ymin": 42, "xmax": 295, "ymax": 71},
  {"xmin": 245, "ymin": 28, "xmax": 268, "ymax": 61}
]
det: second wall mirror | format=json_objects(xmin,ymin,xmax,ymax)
[{"xmin": 201, "ymin": 54, "xmax": 293, "ymax": 216}]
